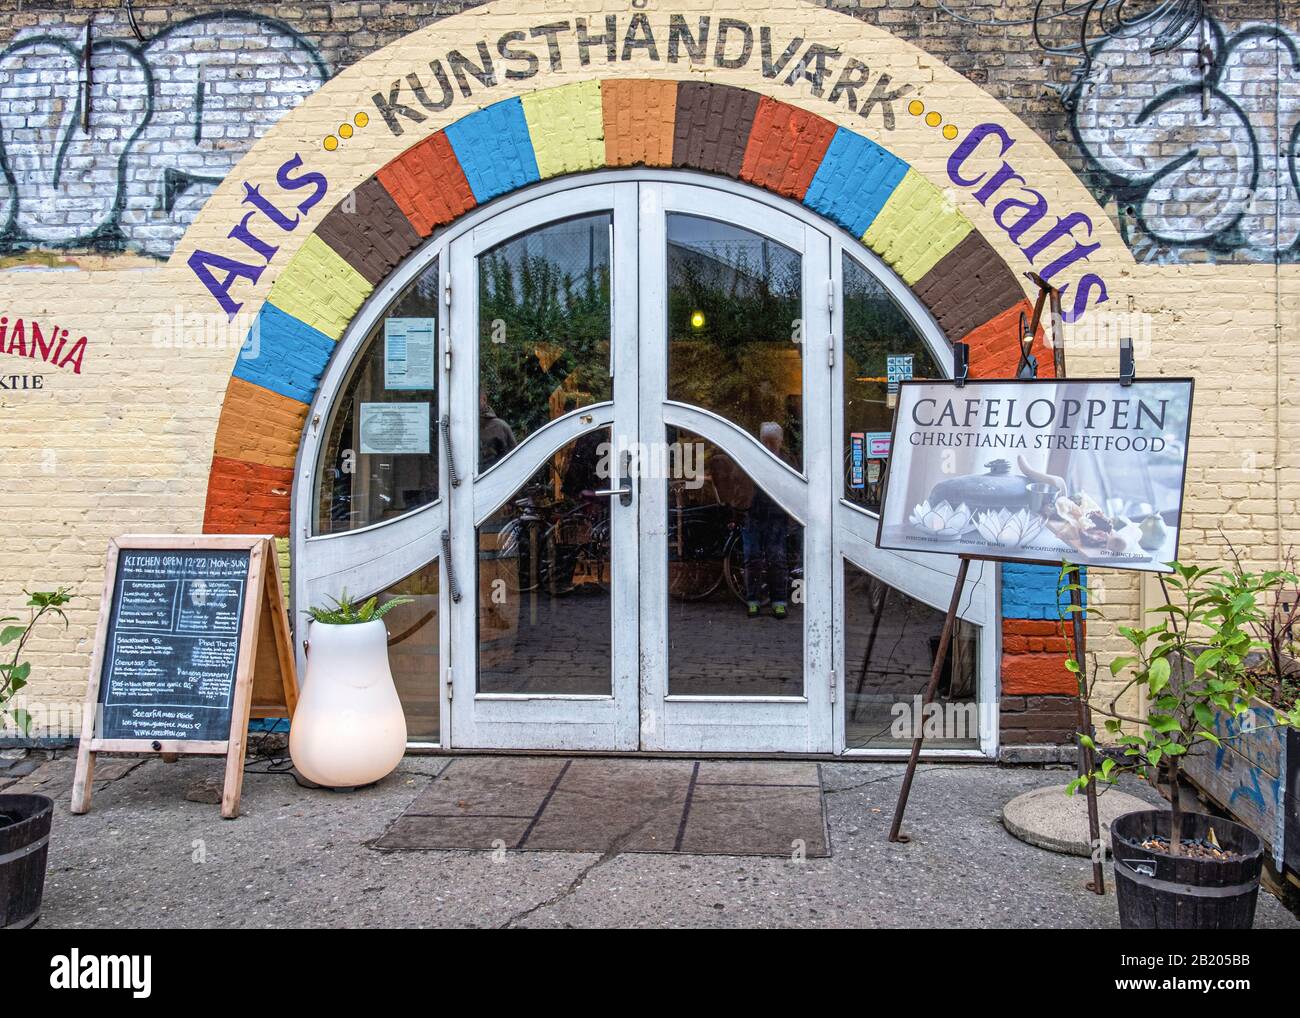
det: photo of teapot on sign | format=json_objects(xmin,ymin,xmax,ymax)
[{"xmin": 882, "ymin": 379, "xmax": 1193, "ymax": 573}]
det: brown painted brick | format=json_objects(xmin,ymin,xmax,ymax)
[
  {"xmin": 912, "ymin": 231, "xmax": 1026, "ymax": 342},
  {"xmin": 315, "ymin": 177, "xmax": 422, "ymax": 286},
  {"xmin": 672, "ymin": 81, "xmax": 760, "ymax": 178}
]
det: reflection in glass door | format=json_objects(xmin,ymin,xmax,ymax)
[
  {"xmin": 638, "ymin": 182, "xmax": 833, "ymax": 753},
  {"xmin": 447, "ymin": 184, "xmax": 640, "ymax": 750}
]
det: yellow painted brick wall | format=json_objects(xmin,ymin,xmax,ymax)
[{"xmin": 0, "ymin": 0, "xmax": 1291, "ymax": 745}]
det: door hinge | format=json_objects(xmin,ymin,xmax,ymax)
[
  {"xmin": 830, "ymin": 670, "xmax": 837, "ymax": 704},
  {"xmin": 826, "ymin": 278, "xmax": 834, "ymax": 315},
  {"xmin": 446, "ymin": 667, "xmax": 453, "ymax": 701},
  {"xmin": 828, "ymin": 336, "xmax": 835, "ymax": 368}
]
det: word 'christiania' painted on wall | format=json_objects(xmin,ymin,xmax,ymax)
[
  {"xmin": 0, "ymin": 315, "xmax": 88, "ymax": 373},
  {"xmin": 374, "ymin": 14, "xmax": 916, "ymax": 136},
  {"xmin": 187, "ymin": 155, "xmax": 328, "ymax": 317}
]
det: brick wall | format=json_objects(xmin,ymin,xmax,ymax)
[
  {"xmin": 0, "ymin": 1, "xmax": 1293, "ymax": 266},
  {"xmin": 0, "ymin": 0, "xmax": 1294, "ymax": 752}
]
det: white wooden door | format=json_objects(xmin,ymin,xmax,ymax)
[
  {"xmin": 635, "ymin": 183, "xmax": 834, "ymax": 753},
  {"xmin": 447, "ymin": 184, "xmax": 641, "ymax": 749}
]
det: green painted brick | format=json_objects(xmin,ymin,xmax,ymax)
[
  {"xmin": 267, "ymin": 234, "xmax": 374, "ymax": 340},
  {"xmin": 862, "ymin": 170, "xmax": 973, "ymax": 285},
  {"xmin": 522, "ymin": 81, "xmax": 605, "ymax": 179}
]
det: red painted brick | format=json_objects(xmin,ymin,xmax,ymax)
[
  {"xmin": 739, "ymin": 97, "xmax": 837, "ymax": 199},
  {"xmin": 1002, "ymin": 651, "xmax": 1078, "ymax": 695},
  {"xmin": 376, "ymin": 131, "xmax": 476, "ymax": 237},
  {"xmin": 203, "ymin": 456, "xmax": 294, "ymax": 536}
]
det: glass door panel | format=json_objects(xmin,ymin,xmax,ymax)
[
  {"xmin": 315, "ymin": 257, "xmax": 441, "ymax": 534},
  {"xmin": 639, "ymin": 181, "xmax": 832, "ymax": 754},
  {"xmin": 378, "ymin": 561, "xmax": 442, "ymax": 742},
  {"xmin": 842, "ymin": 559, "xmax": 979, "ymax": 750},
  {"xmin": 665, "ymin": 426, "xmax": 803, "ymax": 697},
  {"xmin": 477, "ymin": 212, "xmax": 612, "ymax": 470},
  {"xmin": 840, "ymin": 252, "xmax": 944, "ymax": 514},
  {"xmin": 448, "ymin": 182, "xmax": 639, "ymax": 751},
  {"xmin": 666, "ymin": 213, "xmax": 805, "ymax": 469},
  {"xmin": 477, "ymin": 430, "xmax": 613, "ymax": 695}
]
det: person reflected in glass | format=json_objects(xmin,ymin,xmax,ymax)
[
  {"xmin": 744, "ymin": 422, "xmax": 794, "ymax": 620},
  {"xmin": 479, "ymin": 390, "xmax": 517, "ymax": 469}
]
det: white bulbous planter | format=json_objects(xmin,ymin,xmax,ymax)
[{"xmin": 289, "ymin": 618, "xmax": 407, "ymax": 788}]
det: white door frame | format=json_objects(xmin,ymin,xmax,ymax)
[
  {"xmin": 636, "ymin": 181, "xmax": 835, "ymax": 753},
  {"xmin": 447, "ymin": 183, "xmax": 641, "ymax": 750},
  {"xmin": 289, "ymin": 168, "xmax": 998, "ymax": 757}
]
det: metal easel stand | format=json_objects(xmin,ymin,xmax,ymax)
[{"xmin": 886, "ymin": 283, "xmax": 1111, "ymax": 898}]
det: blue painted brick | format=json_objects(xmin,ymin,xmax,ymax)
[
  {"xmin": 444, "ymin": 98, "xmax": 540, "ymax": 203},
  {"xmin": 803, "ymin": 129, "xmax": 909, "ymax": 237},
  {"xmin": 1000, "ymin": 562, "xmax": 1086, "ymax": 620},
  {"xmin": 232, "ymin": 303, "xmax": 335, "ymax": 404}
]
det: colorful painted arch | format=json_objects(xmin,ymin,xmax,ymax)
[{"xmin": 203, "ymin": 78, "xmax": 1049, "ymax": 536}]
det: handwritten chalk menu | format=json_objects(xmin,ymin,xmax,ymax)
[
  {"xmin": 98, "ymin": 549, "xmax": 251, "ymax": 741},
  {"xmin": 73, "ymin": 535, "xmax": 298, "ymax": 819}
]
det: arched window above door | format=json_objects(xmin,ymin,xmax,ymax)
[
  {"xmin": 840, "ymin": 251, "xmax": 945, "ymax": 515},
  {"xmin": 314, "ymin": 257, "xmax": 441, "ymax": 535}
]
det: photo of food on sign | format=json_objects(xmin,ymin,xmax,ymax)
[{"xmin": 876, "ymin": 379, "xmax": 1194, "ymax": 573}]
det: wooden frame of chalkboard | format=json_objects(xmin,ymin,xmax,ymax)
[{"xmin": 70, "ymin": 535, "xmax": 298, "ymax": 819}]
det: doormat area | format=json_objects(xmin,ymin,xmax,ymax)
[{"xmin": 372, "ymin": 757, "xmax": 829, "ymax": 858}]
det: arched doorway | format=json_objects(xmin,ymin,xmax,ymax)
[{"xmin": 290, "ymin": 170, "xmax": 996, "ymax": 754}]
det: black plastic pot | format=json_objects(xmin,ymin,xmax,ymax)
[
  {"xmin": 1112, "ymin": 809, "xmax": 1263, "ymax": 929},
  {"xmin": 0, "ymin": 793, "xmax": 53, "ymax": 929}
]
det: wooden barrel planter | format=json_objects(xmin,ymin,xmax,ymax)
[
  {"xmin": 1112, "ymin": 810, "xmax": 1263, "ymax": 929},
  {"xmin": 0, "ymin": 794, "xmax": 53, "ymax": 930}
]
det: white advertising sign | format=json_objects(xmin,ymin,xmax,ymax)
[
  {"xmin": 877, "ymin": 379, "xmax": 1194, "ymax": 573},
  {"xmin": 383, "ymin": 317, "xmax": 436, "ymax": 390},
  {"xmin": 358, "ymin": 402, "xmax": 430, "ymax": 455}
]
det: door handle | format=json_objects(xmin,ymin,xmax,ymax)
[
  {"xmin": 440, "ymin": 414, "xmax": 461, "ymax": 488},
  {"xmin": 441, "ymin": 529, "xmax": 462, "ymax": 603},
  {"xmin": 593, "ymin": 452, "xmax": 633, "ymax": 506}
]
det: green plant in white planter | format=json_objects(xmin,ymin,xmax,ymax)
[
  {"xmin": 1063, "ymin": 562, "xmax": 1300, "ymax": 928},
  {"xmin": 290, "ymin": 591, "xmax": 413, "ymax": 789},
  {"xmin": 1, "ymin": 587, "xmax": 73, "ymax": 929}
]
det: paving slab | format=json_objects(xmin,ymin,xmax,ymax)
[
  {"xmin": 1001, "ymin": 783, "xmax": 1151, "ymax": 857},
  {"xmin": 374, "ymin": 756, "xmax": 826, "ymax": 856}
]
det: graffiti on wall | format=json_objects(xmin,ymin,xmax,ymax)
[
  {"xmin": 1071, "ymin": 18, "xmax": 1300, "ymax": 261},
  {"xmin": 0, "ymin": 13, "xmax": 327, "ymax": 260}
]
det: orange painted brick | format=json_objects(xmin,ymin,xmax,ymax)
[
  {"xmin": 602, "ymin": 79, "xmax": 677, "ymax": 167},
  {"xmin": 211, "ymin": 377, "xmax": 310, "ymax": 471},
  {"xmin": 1002, "ymin": 652, "xmax": 1078, "ymax": 695},
  {"xmin": 376, "ymin": 131, "xmax": 476, "ymax": 237},
  {"xmin": 203, "ymin": 456, "xmax": 294, "ymax": 536},
  {"xmin": 963, "ymin": 300, "xmax": 1036, "ymax": 379},
  {"xmin": 740, "ymin": 97, "xmax": 837, "ymax": 199}
]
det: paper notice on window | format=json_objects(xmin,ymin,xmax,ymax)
[
  {"xmin": 384, "ymin": 317, "xmax": 436, "ymax": 390},
  {"xmin": 359, "ymin": 402, "xmax": 430, "ymax": 455}
]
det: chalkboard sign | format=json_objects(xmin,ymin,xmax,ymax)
[
  {"xmin": 98, "ymin": 548, "xmax": 252, "ymax": 742},
  {"xmin": 72, "ymin": 535, "xmax": 297, "ymax": 819}
]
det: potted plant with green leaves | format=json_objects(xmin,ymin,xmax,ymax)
[
  {"xmin": 289, "ymin": 590, "xmax": 413, "ymax": 790},
  {"xmin": 1, "ymin": 588, "xmax": 73, "ymax": 929},
  {"xmin": 1064, "ymin": 562, "xmax": 1300, "ymax": 929}
]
